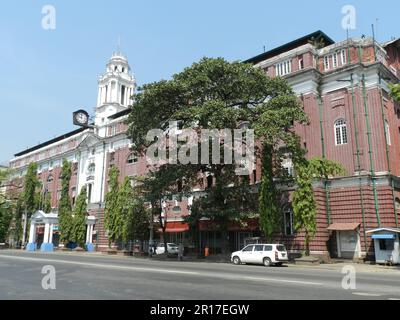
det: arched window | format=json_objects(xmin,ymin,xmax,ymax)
[
  {"xmin": 127, "ymin": 152, "xmax": 138, "ymax": 164},
  {"xmin": 334, "ymin": 119, "xmax": 348, "ymax": 145},
  {"xmin": 47, "ymin": 174, "xmax": 54, "ymax": 183},
  {"xmin": 283, "ymin": 204, "xmax": 294, "ymax": 236},
  {"xmin": 87, "ymin": 163, "xmax": 95, "ymax": 175},
  {"xmin": 385, "ymin": 120, "xmax": 391, "ymax": 145}
]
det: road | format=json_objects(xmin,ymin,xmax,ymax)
[{"xmin": 0, "ymin": 250, "xmax": 399, "ymax": 300}]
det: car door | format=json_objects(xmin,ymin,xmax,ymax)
[
  {"xmin": 240, "ymin": 245, "xmax": 255, "ymax": 263},
  {"xmin": 263, "ymin": 245, "xmax": 273, "ymax": 261},
  {"xmin": 252, "ymin": 245, "xmax": 265, "ymax": 264}
]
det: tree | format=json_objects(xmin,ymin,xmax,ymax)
[
  {"xmin": 21, "ymin": 162, "xmax": 40, "ymax": 244},
  {"xmin": 23, "ymin": 163, "xmax": 40, "ymax": 215},
  {"xmin": 292, "ymin": 157, "xmax": 345, "ymax": 256},
  {"xmin": 43, "ymin": 192, "xmax": 52, "ymax": 213},
  {"xmin": 126, "ymin": 57, "xmax": 308, "ymax": 253},
  {"xmin": 0, "ymin": 202, "xmax": 12, "ymax": 243},
  {"xmin": 58, "ymin": 159, "xmax": 73, "ymax": 244},
  {"xmin": 71, "ymin": 186, "xmax": 87, "ymax": 248},
  {"xmin": 389, "ymin": 83, "xmax": 400, "ymax": 103},
  {"xmin": 104, "ymin": 166, "xmax": 120, "ymax": 248},
  {"xmin": 119, "ymin": 177, "xmax": 149, "ymax": 246}
]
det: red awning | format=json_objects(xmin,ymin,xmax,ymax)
[{"xmin": 160, "ymin": 221, "xmax": 189, "ymax": 233}]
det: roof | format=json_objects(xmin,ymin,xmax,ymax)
[
  {"xmin": 14, "ymin": 127, "xmax": 86, "ymax": 158},
  {"xmin": 327, "ymin": 222, "xmax": 360, "ymax": 231},
  {"xmin": 366, "ymin": 227, "xmax": 400, "ymax": 234},
  {"xmin": 244, "ymin": 30, "xmax": 335, "ymax": 65},
  {"xmin": 108, "ymin": 108, "xmax": 131, "ymax": 120}
]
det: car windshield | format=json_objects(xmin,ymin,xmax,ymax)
[
  {"xmin": 276, "ymin": 245, "xmax": 286, "ymax": 252},
  {"xmin": 168, "ymin": 243, "xmax": 178, "ymax": 247}
]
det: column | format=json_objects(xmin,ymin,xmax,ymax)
[
  {"xmin": 86, "ymin": 225, "xmax": 90, "ymax": 243},
  {"xmin": 89, "ymin": 225, "xmax": 94, "ymax": 243},
  {"xmin": 48, "ymin": 224, "xmax": 53, "ymax": 244},
  {"xmin": 28, "ymin": 223, "xmax": 36, "ymax": 243},
  {"xmin": 26, "ymin": 223, "xmax": 37, "ymax": 251},
  {"xmin": 43, "ymin": 223, "xmax": 50, "ymax": 243}
]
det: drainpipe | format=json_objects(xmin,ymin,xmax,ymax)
[
  {"xmin": 378, "ymin": 73, "xmax": 399, "ymax": 227},
  {"xmin": 317, "ymin": 81, "xmax": 331, "ymax": 225},
  {"xmin": 361, "ymin": 74, "xmax": 381, "ymax": 227},
  {"xmin": 350, "ymin": 74, "xmax": 368, "ymax": 253}
]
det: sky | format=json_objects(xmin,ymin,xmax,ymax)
[{"xmin": 0, "ymin": 0, "xmax": 398, "ymax": 164}]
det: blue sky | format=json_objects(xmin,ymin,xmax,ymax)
[{"xmin": 0, "ymin": 0, "xmax": 398, "ymax": 164}]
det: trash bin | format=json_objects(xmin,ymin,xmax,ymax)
[{"xmin": 204, "ymin": 246, "xmax": 209, "ymax": 257}]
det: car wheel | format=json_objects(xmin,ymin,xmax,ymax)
[
  {"xmin": 263, "ymin": 257, "xmax": 272, "ymax": 267},
  {"xmin": 232, "ymin": 256, "xmax": 241, "ymax": 265}
]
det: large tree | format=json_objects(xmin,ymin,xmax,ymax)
[
  {"xmin": 58, "ymin": 159, "xmax": 73, "ymax": 244},
  {"xmin": 126, "ymin": 57, "xmax": 307, "ymax": 253},
  {"xmin": 104, "ymin": 166, "xmax": 121, "ymax": 248},
  {"xmin": 292, "ymin": 157, "xmax": 345, "ymax": 256},
  {"xmin": 71, "ymin": 186, "xmax": 88, "ymax": 248}
]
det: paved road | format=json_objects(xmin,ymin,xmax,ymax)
[{"xmin": 0, "ymin": 250, "xmax": 399, "ymax": 300}]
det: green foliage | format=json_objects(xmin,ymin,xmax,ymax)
[
  {"xmin": 125, "ymin": 57, "xmax": 308, "ymax": 253},
  {"xmin": 58, "ymin": 159, "xmax": 73, "ymax": 243},
  {"xmin": 389, "ymin": 83, "xmax": 400, "ymax": 103},
  {"xmin": 0, "ymin": 202, "xmax": 12, "ymax": 242},
  {"xmin": 292, "ymin": 157, "xmax": 345, "ymax": 256},
  {"xmin": 23, "ymin": 163, "xmax": 40, "ymax": 215},
  {"xmin": 119, "ymin": 177, "xmax": 149, "ymax": 243},
  {"xmin": 71, "ymin": 186, "xmax": 87, "ymax": 247},
  {"xmin": 43, "ymin": 193, "xmax": 52, "ymax": 213},
  {"xmin": 258, "ymin": 144, "xmax": 281, "ymax": 242},
  {"xmin": 104, "ymin": 166, "xmax": 120, "ymax": 247}
]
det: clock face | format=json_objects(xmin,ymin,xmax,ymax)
[{"xmin": 74, "ymin": 111, "xmax": 89, "ymax": 126}]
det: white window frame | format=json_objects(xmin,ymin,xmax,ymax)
[
  {"xmin": 334, "ymin": 119, "xmax": 348, "ymax": 145},
  {"xmin": 385, "ymin": 120, "xmax": 391, "ymax": 145},
  {"xmin": 324, "ymin": 55, "xmax": 330, "ymax": 70},
  {"xmin": 332, "ymin": 53, "xmax": 338, "ymax": 68},
  {"xmin": 275, "ymin": 59, "xmax": 292, "ymax": 76},
  {"xmin": 340, "ymin": 49, "xmax": 347, "ymax": 65}
]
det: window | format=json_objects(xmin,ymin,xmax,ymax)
[
  {"xmin": 263, "ymin": 245, "xmax": 272, "ymax": 251},
  {"xmin": 283, "ymin": 205, "xmax": 294, "ymax": 236},
  {"xmin": 324, "ymin": 56, "xmax": 330, "ymax": 70},
  {"xmin": 206, "ymin": 175, "xmax": 213, "ymax": 189},
  {"xmin": 340, "ymin": 49, "xmax": 347, "ymax": 65},
  {"xmin": 275, "ymin": 59, "xmax": 292, "ymax": 76},
  {"xmin": 87, "ymin": 184, "xmax": 93, "ymax": 204},
  {"xmin": 242, "ymin": 245, "xmax": 254, "ymax": 252},
  {"xmin": 385, "ymin": 120, "xmax": 391, "ymax": 145},
  {"xmin": 379, "ymin": 239, "xmax": 394, "ymax": 251},
  {"xmin": 298, "ymin": 58, "xmax": 304, "ymax": 70},
  {"xmin": 121, "ymin": 85, "xmax": 126, "ymax": 105},
  {"xmin": 47, "ymin": 175, "xmax": 54, "ymax": 183},
  {"xmin": 252, "ymin": 169, "xmax": 257, "ymax": 184},
  {"xmin": 127, "ymin": 152, "xmax": 138, "ymax": 164},
  {"xmin": 332, "ymin": 53, "xmax": 338, "ymax": 68},
  {"xmin": 254, "ymin": 245, "xmax": 264, "ymax": 252},
  {"xmin": 87, "ymin": 163, "xmax": 95, "ymax": 175},
  {"xmin": 334, "ymin": 119, "xmax": 348, "ymax": 145}
]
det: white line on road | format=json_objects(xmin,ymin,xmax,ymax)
[
  {"xmin": 0, "ymin": 254, "xmax": 323, "ymax": 287},
  {"xmin": 352, "ymin": 292, "xmax": 382, "ymax": 297}
]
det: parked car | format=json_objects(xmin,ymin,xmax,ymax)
[
  {"xmin": 231, "ymin": 244, "xmax": 288, "ymax": 267},
  {"xmin": 155, "ymin": 243, "xmax": 180, "ymax": 255}
]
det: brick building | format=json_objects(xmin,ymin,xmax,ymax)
[{"xmin": 8, "ymin": 31, "xmax": 400, "ymax": 259}]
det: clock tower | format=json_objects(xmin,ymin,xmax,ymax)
[{"xmin": 94, "ymin": 52, "xmax": 136, "ymax": 129}]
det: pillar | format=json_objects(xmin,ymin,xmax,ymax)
[
  {"xmin": 26, "ymin": 223, "xmax": 36, "ymax": 251},
  {"xmin": 85, "ymin": 224, "xmax": 95, "ymax": 252},
  {"xmin": 40, "ymin": 222, "xmax": 54, "ymax": 252},
  {"xmin": 48, "ymin": 224, "xmax": 53, "ymax": 244}
]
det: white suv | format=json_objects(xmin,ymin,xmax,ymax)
[
  {"xmin": 155, "ymin": 243, "xmax": 180, "ymax": 255},
  {"xmin": 231, "ymin": 244, "xmax": 288, "ymax": 267}
]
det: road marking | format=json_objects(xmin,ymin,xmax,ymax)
[
  {"xmin": 0, "ymin": 254, "xmax": 326, "ymax": 287},
  {"xmin": 244, "ymin": 276, "xmax": 323, "ymax": 286},
  {"xmin": 388, "ymin": 298, "xmax": 400, "ymax": 300},
  {"xmin": 352, "ymin": 292, "xmax": 382, "ymax": 297},
  {"xmin": 0, "ymin": 255, "xmax": 199, "ymax": 275}
]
